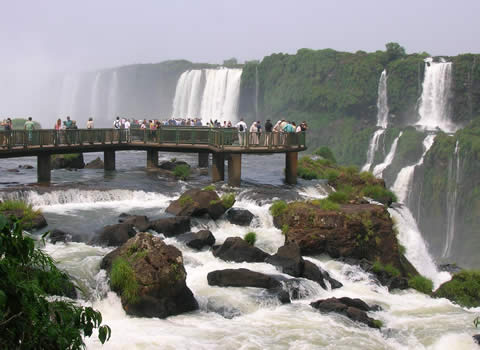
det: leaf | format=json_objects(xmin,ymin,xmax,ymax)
[
  {"xmin": 0, "ymin": 215, "xmax": 7, "ymax": 231},
  {"xmin": 98, "ymin": 325, "xmax": 112, "ymax": 344}
]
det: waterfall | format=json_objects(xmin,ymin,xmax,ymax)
[
  {"xmin": 417, "ymin": 58, "xmax": 455, "ymax": 132},
  {"xmin": 361, "ymin": 70, "xmax": 389, "ymax": 172},
  {"xmin": 255, "ymin": 65, "xmax": 259, "ymax": 119},
  {"xmin": 372, "ymin": 131, "xmax": 402, "ymax": 178},
  {"xmin": 172, "ymin": 70, "xmax": 203, "ymax": 118},
  {"xmin": 58, "ymin": 73, "xmax": 80, "ymax": 118},
  {"xmin": 442, "ymin": 141, "xmax": 461, "ymax": 258},
  {"xmin": 106, "ymin": 71, "xmax": 118, "ymax": 120},
  {"xmin": 89, "ymin": 72, "xmax": 101, "ymax": 119},
  {"xmin": 391, "ymin": 134, "xmax": 436, "ymax": 204}
]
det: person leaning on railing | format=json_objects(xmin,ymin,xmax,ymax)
[
  {"xmin": 24, "ymin": 117, "xmax": 35, "ymax": 144},
  {"xmin": 1, "ymin": 118, "xmax": 12, "ymax": 147},
  {"xmin": 264, "ymin": 119, "xmax": 273, "ymax": 146}
]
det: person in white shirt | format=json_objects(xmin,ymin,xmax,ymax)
[
  {"xmin": 235, "ymin": 118, "xmax": 248, "ymax": 146},
  {"xmin": 249, "ymin": 121, "xmax": 259, "ymax": 145},
  {"xmin": 124, "ymin": 120, "xmax": 131, "ymax": 129}
]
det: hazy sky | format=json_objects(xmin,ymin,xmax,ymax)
[{"xmin": 1, "ymin": 0, "xmax": 479, "ymax": 73}]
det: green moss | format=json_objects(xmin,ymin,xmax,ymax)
[
  {"xmin": 311, "ymin": 199, "xmax": 340, "ymax": 211},
  {"xmin": 270, "ymin": 200, "xmax": 288, "ymax": 217},
  {"xmin": 179, "ymin": 194, "xmax": 193, "ymax": 207},
  {"xmin": 244, "ymin": 232, "xmax": 257, "ymax": 246},
  {"xmin": 202, "ymin": 185, "xmax": 216, "ymax": 191},
  {"xmin": 110, "ymin": 257, "xmax": 139, "ymax": 304},
  {"xmin": 371, "ymin": 319, "xmax": 383, "ymax": 329},
  {"xmin": 408, "ymin": 275, "xmax": 434, "ymax": 294},
  {"xmin": 173, "ymin": 164, "xmax": 190, "ymax": 180},
  {"xmin": 221, "ymin": 193, "xmax": 236, "ymax": 209},
  {"xmin": 0, "ymin": 200, "xmax": 42, "ymax": 225},
  {"xmin": 372, "ymin": 261, "xmax": 401, "ymax": 277},
  {"xmin": 434, "ymin": 270, "xmax": 480, "ymax": 307},
  {"xmin": 327, "ymin": 191, "xmax": 349, "ymax": 204}
]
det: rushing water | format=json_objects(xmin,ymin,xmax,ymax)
[
  {"xmin": 0, "ymin": 152, "xmax": 478, "ymax": 349},
  {"xmin": 373, "ymin": 132, "xmax": 403, "ymax": 178},
  {"xmin": 443, "ymin": 141, "xmax": 461, "ymax": 258}
]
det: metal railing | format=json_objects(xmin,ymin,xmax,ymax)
[{"xmin": 0, "ymin": 128, "xmax": 306, "ymax": 150}]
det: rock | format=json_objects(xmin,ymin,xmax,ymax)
[
  {"xmin": 473, "ymin": 334, "xmax": 480, "ymax": 345},
  {"xmin": 18, "ymin": 164, "xmax": 34, "ymax": 169},
  {"xmin": 118, "ymin": 214, "xmax": 151, "ymax": 232},
  {"xmin": 303, "ymin": 260, "xmax": 343, "ymax": 289},
  {"xmin": 226, "ymin": 208, "xmax": 254, "ymax": 226},
  {"xmin": 0, "ymin": 209, "xmax": 48, "ymax": 230},
  {"xmin": 263, "ymin": 285, "xmax": 291, "ymax": 304},
  {"xmin": 206, "ymin": 299, "xmax": 242, "ymax": 319},
  {"xmin": 51, "ymin": 153, "xmax": 85, "ymax": 169},
  {"xmin": 166, "ymin": 188, "xmax": 232, "ymax": 220},
  {"xmin": 85, "ymin": 157, "xmax": 104, "ymax": 169},
  {"xmin": 212, "ymin": 237, "xmax": 270, "ymax": 263},
  {"xmin": 101, "ymin": 232, "xmax": 198, "ymax": 318},
  {"xmin": 159, "ymin": 160, "xmax": 189, "ymax": 171},
  {"xmin": 310, "ymin": 297, "xmax": 381, "ymax": 329},
  {"xmin": 439, "ymin": 263, "xmax": 463, "ymax": 274},
  {"xmin": 207, "ymin": 268, "xmax": 281, "ymax": 289},
  {"xmin": 176, "ymin": 230, "xmax": 216, "ymax": 250},
  {"xmin": 90, "ymin": 223, "xmax": 136, "ymax": 246},
  {"xmin": 149, "ymin": 216, "xmax": 191, "ymax": 237},
  {"xmin": 7, "ymin": 168, "xmax": 19, "ymax": 172},
  {"xmin": 49, "ymin": 229, "xmax": 71, "ymax": 244}
]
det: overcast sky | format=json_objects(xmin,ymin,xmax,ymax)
[{"xmin": 1, "ymin": 0, "xmax": 479, "ymax": 73}]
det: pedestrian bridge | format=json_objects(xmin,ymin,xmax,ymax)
[{"xmin": 0, "ymin": 127, "xmax": 307, "ymax": 186}]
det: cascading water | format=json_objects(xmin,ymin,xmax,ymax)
[
  {"xmin": 58, "ymin": 73, "xmax": 80, "ymax": 118},
  {"xmin": 372, "ymin": 131, "xmax": 402, "ymax": 178},
  {"xmin": 362, "ymin": 70, "xmax": 390, "ymax": 172},
  {"xmin": 391, "ymin": 134, "xmax": 436, "ymax": 204},
  {"xmin": 255, "ymin": 65, "xmax": 259, "ymax": 119},
  {"xmin": 417, "ymin": 58, "xmax": 456, "ymax": 132},
  {"xmin": 172, "ymin": 70, "xmax": 203, "ymax": 118},
  {"xmin": 107, "ymin": 71, "xmax": 118, "ymax": 120},
  {"xmin": 442, "ymin": 141, "xmax": 461, "ymax": 258},
  {"xmin": 90, "ymin": 72, "xmax": 101, "ymax": 119}
]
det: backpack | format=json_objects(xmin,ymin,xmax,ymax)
[
  {"xmin": 114, "ymin": 120, "xmax": 120, "ymax": 129},
  {"xmin": 239, "ymin": 124, "xmax": 244, "ymax": 132}
]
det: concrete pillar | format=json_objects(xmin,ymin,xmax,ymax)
[
  {"xmin": 285, "ymin": 152, "xmax": 298, "ymax": 185},
  {"xmin": 228, "ymin": 154, "xmax": 242, "ymax": 187},
  {"xmin": 211, "ymin": 153, "xmax": 225, "ymax": 182},
  {"xmin": 37, "ymin": 154, "xmax": 51, "ymax": 183},
  {"xmin": 198, "ymin": 153, "xmax": 209, "ymax": 168},
  {"xmin": 147, "ymin": 149, "xmax": 159, "ymax": 168},
  {"xmin": 104, "ymin": 150, "xmax": 116, "ymax": 171}
]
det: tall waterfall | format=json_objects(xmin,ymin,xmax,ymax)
[
  {"xmin": 372, "ymin": 131, "xmax": 402, "ymax": 178},
  {"xmin": 362, "ymin": 70, "xmax": 389, "ymax": 172},
  {"xmin": 442, "ymin": 141, "xmax": 461, "ymax": 258},
  {"xmin": 417, "ymin": 58, "xmax": 455, "ymax": 132},
  {"xmin": 391, "ymin": 134, "xmax": 436, "ymax": 204},
  {"xmin": 172, "ymin": 68, "xmax": 242, "ymax": 122},
  {"xmin": 89, "ymin": 72, "xmax": 101, "ymax": 119},
  {"xmin": 106, "ymin": 71, "xmax": 118, "ymax": 120},
  {"xmin": 58, "ymin": 73, "xmax": 80, "ymax": 118},
  {"xmin": 255, "ymin": 65, "xmax": 259, "ymax": 119}
]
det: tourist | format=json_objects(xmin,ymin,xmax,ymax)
[
  {"xmin": 141, "ymin": 120, "xmax": 147, "ymax": 129},
  {"xmin": 113, "ymin": 116, "xmax": 121, "ymax": 129},
  {"xmin": 1, "ymin": 118, "xmax": 12, "ymax": 147},
  {"xmin": 227, "ymin": 121, "xmax": 232, "ymax": 128},
  {"xmin": 235, "ymin": 118, "xmax": 247, "ymax": 146},
  {"xmin": 24, "ymin": 117, "xmax": 35, "ymax": 144},
  {"xmin": 264, "ymin": 119, "xmax": 273, "ymax": 146},
  {"xmin": 249, "ymin": 121, "xmax": 259, "ymax": 145},
  {"xmin": 64, "ymin": 116, "xmax": 73, "ymax": 129},
  {"xmin": 87, "ymin": 117, "xmax": 94, "ymax": 129},
  {"xmin": 300, "ymin": 121, "xmax": 308, "ymax": 132}
]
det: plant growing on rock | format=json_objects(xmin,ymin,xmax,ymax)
[
  {"xmin": 434, "ymin": 270, "xmax": 480, "ymax": 307},
  {"xmin": 244, "ymin": 232, "xmax": 257, "ymax": 246},
  {"xmin": 110, "ymin": 257, "xmax": 139, "ymax": 304},
  {"xmin": 202, "ymin": 185, "xmax": 216, "ymax": 191},
  {"xmin": 221, "ymin": 193, "xmax": 235, "ymax": 209},
  {"xmin": 0, "ymin": 199, "xmax": 41, "ymax": 223},
  {"xmin": 270, "ymin": 200, "xmax": 287, "ymax": 217},
  {"xmin": 173, "ymin": 164, "xmax": 190, "ymax": 180},
  {"xmin": 179, "ymin": 195, "xmax": 193, "ymax": 207},
  {"xmin": 408, "ymin": 275, "xmax": 434, "ymax": 294}
]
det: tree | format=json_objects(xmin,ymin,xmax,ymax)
[
  {"xmin": 385, "ymin": 42, "xmax": 406, "ymax": 61},
  {"xmin": 0, "ymin": 214, "xmax": 111, "ymax": 349},
  {"xmin": 223, "ymin": 58, "xmax": 238, "ymax": 66}
]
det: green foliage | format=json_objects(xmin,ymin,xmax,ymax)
[
  {"xmin": 179, "ymin": 194, "xmax": 193, "ymax": 207},
  {"xmin": 221, "ymin": 193, "xmax": 236, "ymax": 209},
  {"xmin": 170, "ymin": 157, "xmax": 177, "ymax": 162},
  {"xmin": 244, "ymin": 232, "xmax": 257, "ymax": 246},
  {"xmin": 0, "ymin": 200, "xmax": 41, "ymax": 223},
  {"xmin": 408, "ymin": 275, "xmax": 434, "ymax": 294},
  {"xmin": 372, "ymin": 319, "xmax": 383, "ymax": 329},
  {"xmin": 223, "ymin": 58, "xmax": 238, "ymax": 66},
  {"xmin": 385, "ymin": 42, "xmax": 406, "ymax": 61},
  {"xmin": 434, "ymin": 270, "xmax": 480, "ymax": 307},
  {"xmin": 314, "ymin": 146, "xmax": 337, "ymax": 163},
  {"xmin": 474, "ymin": 316, "xmax": 480, "ymax": 328},
  {"xmin": 362, "ymin": 185, "xmax": 397, "ymax": 204},
  {"xmin": 202, "ymin": 185, "xmax": 216, "ymax": 191},
  {"xmin": 110, "ymin": 257, "xmax": 139, "ymax": 304},
  {"xmin": 311, "ymin": 199, "xmax": 340, "ymax": 211},
  {"xmin": 398, "ymin": 244, "xmax": 406, "ymax": 255},
  {"xmin": 0, "ymin": 215, "xmax": 111, "ymax": 348},
  {"xmin": 281, "ymin": 224, "xmax": 289, "ymax": 236},
  {"xmin": 270, "ymin": 200, "xmax": 288, "ymax": 217},
  {"xmin": 372, "ymin": 261, "xmax": 401, "ymax": 277},
  {"xmin": 173, "ymin": 164, "xmax": 190, "ymax": 180},
  {"xmin": 327, "ymin": 191, "xmax": 348, "ymax": 204}
]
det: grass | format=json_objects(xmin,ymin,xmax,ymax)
[
  {"xmin": 110, "ymin": 257, "xmax": 139, "ymax": 304},
  {"xmin": 327, "ymin": 191, "xmax": 349, "ymax": 204},
  {"xmin": 372, "ymin": 261, "xmax": 401, "ymax": 277},
  {"xmin": 269, "ymin": 200, "xmax": 288, "ymax": 217},
  {"xmin": 179, "ymin": 195, "xmax": 193, "ymax": 207},
  {"xmin": 281, "ymin": 224, "xmax": 289, "ymax": 236},
  {"xmin": 434, "ymin": 270, "xmax": 480, "ymax": 307},
  {"xmin": 173, "ymin": 164, "xmax": 190, "ymax": 180},
  {"xmin": 221, "ymin": 193, "xmax": 235, "ymax": 209},
  {"xmin": 408, "ymin": 275, "xmax": 434, "ymax": 294},
  {"xmin": 202, "ymin": 185, "xmax": 216, "ymax": 191},
  {"xmin": 244, "ymin": 232, "xmax": 257, "ymax": 246},
  {"xmin": 371, "ymin": 319, "xmax": 383, "ymax": 329},
  {"xmin": 0, "ymin": 200, "xmax": 41, "ymax": 223},
  {"xmin": 311, "ymin": 199, "xmax": 341, "ymax": 211}
]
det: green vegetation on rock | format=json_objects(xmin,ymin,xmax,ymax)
[
  {"xmin": 202, "ymin": 185, "xmax": 216, "ymax": 191},
  {"xmin": 372, "ymin": 261, "xmax": 401, "ymax": 278},
  {"xmin": 173, "ymin": 164, "xmax": 191, "ymax": 180},
  {"xmin": 434, "ymin": 270, "xmax": 480, "ymax": 307},
  {"xmin": 408, "ymin": 275, "xmax": 434, "ymax": 294},
  {"xmin": 220, "ymin": 193, "xmax": 236, "ymax": 209},
  {"xmin": 179, "ymin": 194, "xmax": 193, "ymax": 207},
  {"xmin": 270, "ymin": 200, "xmax": 288, "ymax": 217},
  {"xmin": 244, "ymin": 232, "xmax": 257, "ymax": 246},
  {"xmin": 110, "ymin": 257, "xmax": 139, "ymax": 304},
  {"xmin": 0, "ymin": 200, "xmax": 41, "ymax": 223}
]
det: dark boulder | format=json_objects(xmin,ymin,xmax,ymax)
[
  {"xmin": 49, "ymin": 229, "xmax": 71, "ymax": 244},
  {"xmin": 7, "ymin": 168, "xmax": 19, "ymax": 172},
  {"xmin": 212, "ymin": 237, "xmax": 270, "ymax": 263},
  {"xmin": 176, "ymin": 230, "xmax": 216, "ymax": 250},
  {"xmin": 207, "ymin": 268, "xmax": 281, "ymax": 289},
  {"xmin": 90, "ymin": 223, "xmax": 136, "ymax": 246},
  {"xmin": 226, "ymin": 208, "xmax": 254, "ymax": 226},
  {"xmin": 85, "ymin": 157, "xmax": 104, "ymax": 169},
  {"xmin": 159, "ymin": 160, "xmax": 189, "ymax": 171},
  {"xmin": 206, "ymin": 299, "xmax": 242, "ymax": 319},
  {"xmin": 473, "ymin": 334, "xmax": 480, "ymax": 345},
  {"xmin": 101, "ymin": 232, "xmax": 198, "ymax": 318},
  {"xmin": 51, "ymin": 153, "xmax": 85, "ymax": 169},
  {"xmin": 310, "ymin": 297, "xmax": 381, "ymax": 329},
  {"xmin": 118, "ymin": 214, "xmax": 151, "ymax": 232},
  {"xmin": 19, "ymin": 164, "xmax": 34, "ymax": 169},
  {"xmin": 303, "ymin": 260, "xmax": 343, "ymax": 289},
  {"xmin": 149, "ymin": 216, "xmax": 191, "ymax": 237},
  {"xmin": 166, "ymin": 188, "xmax": 232, "ymax": 220}
]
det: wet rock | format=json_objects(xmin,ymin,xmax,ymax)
[
  {"xmin": 212, "ymin": 237, "xmax": 270, "ymax": 263},
  {"xmin": 207, "ymin": 268, "xmax": 281, "ymax": 289},
  {"xmin": 473, "ymin": 334, "xmax": 480, "ymax": 345},
  {"xmin": 49, "ymin": 229, "xmax": 71, "ymax": 244},
  {"xmin": 149, "ymin": 216, "xmax": 191, "ymax": 237},
  {"xmin": 101, "ymin": 232, "xmax": 198, "ymax": 318},
  {"xmin": 0, "ymin": 209, "xmax": 48, "ymax": 230},
  {"xmin": 159, "ymin": 160, "xmax": 189, "ymax": 171},
  {"xmin": 226, "ymin": 208, "xmax": 254, "ymax": 226},
  {"xmin": 18, "ymin": 164, "xmax": 34, "ymax": 169},
  {"xmin": 7, "ymin": 168, "xmax": 19, "ymax": 172},
  {"xmin": 51, "ymin": 153, "xmax": 85, "ymax": 169},
  {"xmin": 118, "ymin": 214, "xmax": 151, "ymax": 232},
  {"xmin": 90, "ymin": 223, "xmax": 136, "ymax": 246},
  {"xmin": 206, "ymin": 299, "xmax": 242, "ymax": 319},
  {"xmin": 176, "ymin": 230, "xmax": 216, "ymax": 250},
  {"xmin": 166, "ymin": 188, "xmax": 232, "ymax": 220},
  {"xmin": 310, "ymin": 297, "xmax": 381, "ymax": 329},
  {"xmin": 439, "ymin": 263, "xmax": 463, "ymax": 274},
  {"xmin": 303, "ymin": 260, "xmax": 343, "ymax": 289},
  {"xmin": 264, "ymin": 285, "xmax": 291, "ymax": 304},
  {"xmin": 85, "ymin": 157, "xmax": 104, "ymax": 169}
]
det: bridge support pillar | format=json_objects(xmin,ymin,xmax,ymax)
[
  {"xmin": 228, "ymin": 154, "xmax": 242, "ymax": 187},
  {"xmin": 198, "ymin": 153, "xmax": 209, "ymax": 168},
  {"xmin": 211, "ymin": 153, "xmax": 225, "ymax": 182},
  {"xmin": 147, "ymin": 150, "xmax": 159, "ymax": 168},
  {"xmin": 104, "ymin": 150, "xmax": 116, "ymax": 171},
  {"xmin": 285, "ymin": 152, "xmax": 298, "ymax": 185},
  {"xmin": 37, "ymin": 154, "xmax": 51, "ymax": 184}
]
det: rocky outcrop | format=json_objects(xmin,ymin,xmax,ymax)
[
  {"xmin": 212, "ymin": 237, "xmax": 270, "ymax": 263},
  {"xmin": 118, "ymin": 214, "xmax": 151, "ymax": 232},
  {"xmin": 226, "ymin": 208, "xmax": 254, "ymax": 226},
  {"xmin": 1, "ymin": 209, "xmax": 48, "ymax": 230},
  {"xmin": 166, "ymin": 188, "xmax": 233, "ymax": 220},
  {"xmin": 85, "ymin": 157, "xmax": 104, "ymax": 169},
  {"xmin": 149, "ymin": 216, "xmax": 191, "ymax": 236},
  {"xmin": 101, "ymin": 232, "xmax": 198, "ymax": 318},
  {"xmin": 433, "ymin": 270, "xmax": 480, "ymax": 307},
  {"xmin": 159, "ymin": 160, "xmax": 189, "ymax": 171},
  {"xmin": 176, "ymin": 230, "xmax": 216, "ymax": 250},
  {"xmin": 265, "ymin": 243, "xmax": 342, "ymax": 289},
  {"xmin": 49, "ymin": 229, "xmax": 71, "ymax": 244},
  {"xmin": 51, "ymin": 153, "xmax": 85, "ymax": 169},
  {"xmin": 310, "ymin": 297, "xmax": 381, "ymax": 329},
  {"xmin": 90, "ymin": 223, "xmax": 136, "ymax": 246}
]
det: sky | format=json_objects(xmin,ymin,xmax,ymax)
[{"xmin": 1, "ymin": 0, "xmax": 479, "ymax": 73}]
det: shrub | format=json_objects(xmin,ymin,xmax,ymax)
[
  {"xmin": 298, "ymin": 166, "xmax": 319, "ymax": 180},
  {"xmin": 110, "ymin": 257, "xmax": 139, "ymax": 304},
  {"xmin": 281, "ymin": 224, "xmax": 289, "ymax": 236},
  {"xmin": 244, "ymin": 232, "xmax": 257, "ymax": 246},
  {"xmin": 173, "ymin": 164, "xmax": 190, "ymax": 180},
  {"xmin": 270, "ymin": 200, "xmax": 288, "ymax": 217},
  {"xmin": 434, "ymin": 270, "xmax": 480, "ymax": 307},
  {"xmin": 327, "ymin": 191, "xmax": 349, "ymax": 204},
  {"xmin": 362, "ymin": 185, "xmax": 397, "ymax": 204},
  {"xmin": 0, "ymin": 214, "xmax": 111, "ymax": 348},
  {"xmin": 221, "ymin": 193, "xmax": 236, "ymax": 209},
  {"xmin": 325, "ymin": 169, "xmax": 340, "ymax": 183},
  {"xmin": 202, "ymin": 185, "xmax": 216, "ymax": 191},
  {"xmin": 408, "ymin": 275, "xmax": 434, "ymax": 294},
  {"xmin": 372, "ymin": 261, "xmax": 401, "ymax": 277},
  {"xmin": 372, "ymin": 319, "xmax": 383, "ymax": 329},
  {"xmin": 314, "ymin": 146, "xmax": 337, "ymax": 164},
  {"xmin": 312, "ymin": 199, "xmax": 340, "ymax": 211}
]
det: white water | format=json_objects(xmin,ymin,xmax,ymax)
[
  {"xmin": 373, "ymin": 132, "xmax": 403, "ymax": 178},
  {"xmin": 90, "ymin": 72, "xmax": 101, "ymax": 119},
  {"xmin": 417, "ymin": 58, "xmax": 456, "ymax": 132},
  {"xmin": 172, "ymin": 70, "xmax": 203, "ymax": 118},
  {"xmin": 107, "ymin": 71, "xmax": 119, "ymax": 120},
  {"xmin": 362, "ymin": 70, "xmax": 389, "ymax": 172},
  {"xmin": 443, "ymin": 141, "xmax": 461, "ymax": 258},
  {"xmin": 58, "ymin": 73, "xmax": 80, "ymax": 118},
  {"xmin": 391, "ymin": 134, "xmax": 436, "ymax": 204}
]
